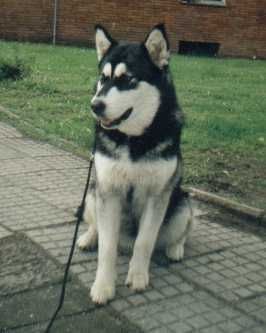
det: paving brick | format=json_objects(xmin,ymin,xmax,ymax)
[
  {"xmin": 218, "ymin": 308, "xmax": 241, "ymax": 319},
  {"xmin": 234, "ymin": 288, "xmax": 254, "ymax": 298},
  {"xmin": 123, "ymin": 306, "xmax": 148, "ymax": 320},
  {"xmin": 208, "ymin": 272, "xmax": 225, "ymax": 282},
  {"xmin": 117, "ymin": 285, "xmax": 133, "ymax": 297},
  {"xmin": 70, "ymin": 264, "xmax": 86, "ymax": 274},
  {"xmin": 177, "ymin": 282, "xmax": 194, "ymax": 293},
  {"xmin": 189, "ymin": 315, "xmax": 210, "ymax": 329},
  {"xmin": 160, "ymin": 285, "xmax": 180, "ymax": 297},
  {"xmin": 252, "ymin": 306, "xmax": 266, "ymax": 323},
  {"xmin": 0, "ymin": 143, "xmax": 25, "ymax": 159},
  {"xmin": 199, "ymin": 327, "xmax": 224, "ymax": 333},
  {"xmin": 150, "ymin": 327, "xmax": 173, "ymax": 333},
  {"xmin": 237, "ymin": 301, "xmax": 260, "ymax": 313},
  {"xmin": 128, "ymin": 294, "xmax": 148, "ymax": 306},
  {"xmin": 163, "ymin": 273, "xmax": 183, "ymax": 285},
  {"xmin": 193, "ymin": 265, "xmax": 211, "ymax": 274},
  {"xmin": 173, "ymin": 306, "xmax": 195, "ymax": 319},
  {"xmin": 246, "ymin": 272, "xmax": 264, "ymax": 283},
  {"xmin": 155, "ymin": 312, "xmax": 177, "ymax": 325},
  {"xmin": 177, "ymin": 294, "xmax": 197, "ymax": 306},
  {"xmin": 218, "ymin": 291, "xmax": 239, "ymax": 303},
  {"xmin": 248, "ymin": 285, "xmax": 265, "ymax": 293},
  {"xmin": 169, "ymin": 322, "xmax": 192, "ymax": 333},
  {"xmin": 110, "ymin": 299, "xmax": 131, "ymax": 312},
  {"xmin": 248, "ymin": 327, "xmax": 266, "ymax": 333},
  {"xmin": 188, "ymin": 301, "xmax": 210, "ymax": 315},
  {"xmin": 234, "ymin": 276, "xmax": 251, "ymax": 287},
  {"xmin": 145, "ymin": 290, "xmax": 164, "ymax": 302},
  {"xmin": 184, "ymin": 258, "xmax": 200, "ymax": 267},
  {"xmin": 203, "ymin": 311, "xmax": 225, "ymax": 325},
  {"xmin": 234, "ymin": 316, "xmax": 258, "ymax": 329},
  {"xmin": 151, "ymin": 277, "xmax": 168, "ymax": 288},
  {"xmin": 218, "ymin": 321, "xmax": 242, "ymax": 332},
  {"xmin": 135, "ymin": 316, "xmax": 160, "ymax": 331},
  {"xmin": 77, "ymin": 271, "xmax": 95, "ymax": 287},
  {"xmin": 218, "ymin": 279, "xmax": 239, "ymax": 290}
]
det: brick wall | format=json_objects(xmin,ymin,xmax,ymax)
[
  {"xmin": 1, "ymin": 0, "xmax": 266, "ymax": 58},
  {"xmin": 0, "ymin": 0, "xmax": 53, "ymax": 42}
]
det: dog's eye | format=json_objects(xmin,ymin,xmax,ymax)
[
  {"xmin": 100, "ymin": 74, "xmax": 110, "ymax": 84},
  {"xmin": 128, "ymin": 76, "xmax": 138, "ymax": 88},
  {"xmin": 129, "ymin": 76, "xmax": 138, "ymax": 85},
  {"xmin": 119, "ymin": 74, "xmax": 138, "ymax": 86}
]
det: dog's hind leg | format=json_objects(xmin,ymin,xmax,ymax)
[
  {"xmin": 77, "ymin": 193, "xmax": 98, "ymax": 250},
  {"xmin": 163, "ymin": 198, "xmax": 194, "ymax": 261},
  {"xmin": 166, "ymin": 236, "xmax": 186, "ymax": 261}
]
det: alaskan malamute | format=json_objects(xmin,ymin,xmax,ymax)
[{"xmin": 78, "ymin": 24, "xmax": 193, "ymax": 304}]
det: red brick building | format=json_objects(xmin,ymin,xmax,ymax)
[{"xmin": 1, "ymin": 0, "xmax": 266, "ymax": 58}]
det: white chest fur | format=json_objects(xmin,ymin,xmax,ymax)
[{"xmin": 95, "ymin": 151, "xmax": 177, "ymax": 194}]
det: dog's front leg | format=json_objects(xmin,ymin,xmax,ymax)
[
  {"xmin": 90, "ymin": 193, "xmax": 121, "ymax": 304},
  {"xmin": 126, "ymin": 193, "xmax": 170, "ymax": 291}
]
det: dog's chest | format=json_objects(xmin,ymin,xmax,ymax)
[{"xmin": 95, "ymin": 151, "xmax": 177, "ymax": 193}]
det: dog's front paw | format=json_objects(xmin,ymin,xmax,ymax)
[
  {"xmin": 126, "ymin": 268, "xmax": 149, "ymax": 291},
  {"xmin": 77, "ymin": 229, "xmax": 97, "ymax": 251},
  {"xmin": 166, "ymin": 242, "xmax": 184, "ymax": 261},
  {"xmin": 90, "ymin": 279, "xmax": 115, "ymax": 304}
]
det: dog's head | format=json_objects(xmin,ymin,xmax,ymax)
[{"xmin": 91, "ymin": 24, "xmax": 170, "ymax": 136}]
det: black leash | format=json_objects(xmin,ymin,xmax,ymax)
[{"xmin": 44, "ymin": 135, "xmax": 96, "ymax": 333}]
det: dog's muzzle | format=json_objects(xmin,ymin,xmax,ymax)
[{"xmin": 93, "ymin": 106, "xmax": 133, "ymax": 129}]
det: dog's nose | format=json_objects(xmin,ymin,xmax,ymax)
[{"xmin": 91, "ymin": 100, "xmax": 106, "ymax": 116}]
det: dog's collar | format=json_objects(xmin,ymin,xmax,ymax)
[{"xmin": 101, "ymin": 107, "xmax": 133, "ymax": 129}]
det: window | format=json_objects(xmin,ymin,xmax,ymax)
[
  {"xmin": 179, "ymin": 41, "xmax": 220, "ymax": 57},
  {"xmin": 181, "ymin": 0, "xmax": 226, "ymax": 7}
]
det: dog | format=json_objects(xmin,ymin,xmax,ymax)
[{"xmin": 77, "ymin": 24, "xmax": 193, "ymax": 304}]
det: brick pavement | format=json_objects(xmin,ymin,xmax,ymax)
[{"xmin": 1, "ymin": 121, "xmax": 266, "ymax": 333}]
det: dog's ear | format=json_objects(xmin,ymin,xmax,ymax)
[
  {"xmin": 95, "ymin": 25, "xmax": 116, "ymax": 61},
  {"xmin": 144, "ymin": 24, "xmax": 170, "ymax": 69}
]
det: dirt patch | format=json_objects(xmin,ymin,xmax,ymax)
[
  {"xmin": 184, "ymin": 149, "xmax": 266, "ymax": 210},
  {"xmin": 0, "ymin": 233, "xmax": 62, "ymax": 296}
]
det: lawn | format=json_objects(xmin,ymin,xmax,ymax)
[{"xmin": 0, "ymin": 40, "xmax": 265, "ymax": 209}]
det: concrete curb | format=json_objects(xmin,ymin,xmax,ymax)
[{"xmin": 186, "ymin": 186, "xmax": 266, "ymax": 225}]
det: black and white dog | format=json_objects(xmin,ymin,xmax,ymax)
[{"xmin": 78, "ymin": 24, "xmax": 193, "ymax": 304}]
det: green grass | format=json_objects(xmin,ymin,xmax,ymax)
[
  {"xmin": 0, "ymin": 40, "xmax": 265, "ymax": 209},
  {"xmin": 0, "ymin": 42, "xmax": 98, "ymax": 148}
]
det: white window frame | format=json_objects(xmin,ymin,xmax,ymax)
[{"xmin": 181, "ymin": 0, "xmax": 226, "ymax": 7}]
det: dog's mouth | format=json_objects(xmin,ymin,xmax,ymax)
[{"xmin": 100, "ymin": 107, "xmax": 133, "ymax": 129}]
